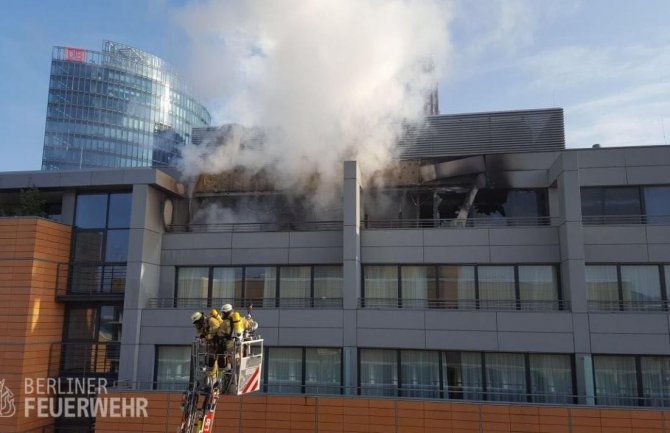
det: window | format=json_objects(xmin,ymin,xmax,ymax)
[
  {"xmin": 438, "ymin": 266, "xmax": 475, "ymax": 309},
  {"xmin": 485, "ymin": 353, "xmax": 526, "ymax": 402},
  {"xmin": 400, "ymin": 350, "xmax": 440, "ymax": 398},
  {"xmin": 359, "ymin": 349, "xmax": 398, "ymax": 397},
  {"xmin": 594, "ymin": 356, "xmax": 639, "ymax": 406},
  {"xmin": 363, "ymin": 266, "xmax": 398, "ymax": 307},
  {"xmin": 519, "ymin": 265, "xmax": 560, "ymax": 309},
  {"xmin": 174, "ymin": 265, "xmax": 343, "ymax": 308},
  {"xmin": 313, "ymin": 266, "xmax": 343, "ymax": 307},
  {"xmin": 155, "ymin": 346, "xmax": 190, "ymax": 390},
  {"xmin": 177, "ymin": 267, "xmax": 209, "ymax": 308},
  {"xmin": 643, "ymin": 187, "xmax": 670, "ymax": 224},
  {"xmin": 211, "ymin": 267, "xmax": 242, "ymax": 304},
  {"xmin": 362, "ymin": 264, "xmax": 561, "ymax": 311},
  {"xmin": 266, "ymin": 347, "xmax": 342, "ymax": 395},
  {"xmin": 362, "ymin": 349, "xmax": 574, "ymax": 403},
  {"xmin": 400, "ymin": 266, "xmax": 434, "ymax": 308},
  {"xmin": 279, "ymin": 266, "xmax": 311, "ymax": 307},
  {"xmin": 641, "ymin": 357, "xmax": 670, "ymax": 407},
  {"xmin": 529, "ymin": 354, "xmax": 573, "ymax": 404},
  {"xmin": 75, "ymin": 194, "xmax": 108, "ymax": 228},
  {"xmin": 478, "ymin": 266, "xmax": 516, "ymax": 309},
  {"xmin": 586, "ymin": 264, "xmax": 666, "ymax": 311},
  {"xmin": 305, "ymin": 348, "xmax": 342, "ymax": 395}
]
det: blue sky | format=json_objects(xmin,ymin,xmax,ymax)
[{"xmin": 1, "ymin": 0, "xmax": 669, "ymax": 172}]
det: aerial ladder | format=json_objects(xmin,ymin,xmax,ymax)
[{"xmin": 178, "ymin": 311, "xmax": 263, "ymax": 433}]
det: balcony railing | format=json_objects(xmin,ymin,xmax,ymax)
[
  {"xmin": 148, "ymin": 297, "xmax": 344, "ymax": 309},
  {"xmin": 588, "ymin": 300, "xmax": 668, "ymax": 312},
  {"xmin": 167, "ymin": 220, "xmax": 342, "ymax": 233},
  {"xmin": 56, "ymin": 262, "xmax": 126, "ymax": 299},
  {"xmin": 50, "ymin": 341, "xmax": 121, "ymax": 377},
  {"xmin": 583, "ymin": 214, "xmax": 670, "ymax": 225},
  {"xmin": 359, "ymin": 298, "xmax": 569, "ymax": 311},
  {"xmin": 362, "ymin": 216, "xmax": 558, "ymax": 229}
]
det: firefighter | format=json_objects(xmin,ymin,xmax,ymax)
[
  {"xmin": 190, "ymin": 311, "xmax": 207, "ymax": 339},
  {"xmin": 204, "ymin": 309, "xmax": 224, "ymax": 380}
]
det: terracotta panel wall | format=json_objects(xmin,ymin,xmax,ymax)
[
  {"xmin": 0, "ymin": 219, "xmax": 71, "ymax": 433},
  {"xmin": 95, "ymin": 391, "xmax": 670, "ymax": 433}
]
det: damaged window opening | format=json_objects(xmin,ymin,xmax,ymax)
[{"xmin": 363, "ymin": 188, "xmax": 548, "ymax": 228}]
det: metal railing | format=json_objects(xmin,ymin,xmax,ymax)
[
  {"xmin": 167, "ymin": 220, "xmax": 342, "ymax": 233},
  {"xmin": 359, "ymin": 298, "xmax": 569, "ymax": 311},
  {"xmin": 362, "ymin": 216, "xmax": 558, "ymax": 229},
  {"xmin": 588, "ymin": 300, "xmax": 668, "ymax": 312},
  {"xmin": 148, "ymin": 297, "xmax": 344, "ymax": 309},
  {"xmin": 583, "ymin": 214, "xmax": 670, "ymax": 225},
  {"xmin": 56, "ymin": 262, "xmax": 126, "ymax": 298},
  {"xmin": 50, "ymin": 341, "xmax": 121, "ymax": 377}
]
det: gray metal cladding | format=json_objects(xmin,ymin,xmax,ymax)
[{"xmin": 397, "ymin": 108, "xmax": 565, "ymax": 159}]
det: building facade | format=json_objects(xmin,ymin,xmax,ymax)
[
  {"xmin": 41, "ymin": 40, "xmax": 211, "ymax": 170},
  {"xmin": 3, "ymin": 108, "xmax": 670, "ymax": 432}
]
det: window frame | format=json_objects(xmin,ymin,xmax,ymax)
[
  {"xmin": 153, "ymin": 345, "xmax": 192, "ymax": 390},
  {"xmin": 264, "ymin": 346, "xmax": 344, "ymax": 395},
  {"xmin": 361, "ymin": 263, "xmax": 562, "ymax": 311},
  {"xmin": 586, "ymin": 263, "xmax": 668, "ymax": 311}
]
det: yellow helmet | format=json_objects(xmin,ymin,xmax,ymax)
[
  {"xmin": 191, "ymin": 312, "xmax": 203, "ymax": 322},
  {"xmin": 210, "ymin": 308, "xmax": 220, "ymax": 317}
]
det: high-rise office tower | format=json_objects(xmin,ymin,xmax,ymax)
[{"xmin": 41, "ymin": 40, "xmax": 211, "ymax": 170}]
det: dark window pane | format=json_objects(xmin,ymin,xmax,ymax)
[
  {"xmin": 66, "ymin": 308, "xmax": 97, "ymax": 340},
  {"xmin": 581, "ymin": 188, "xmax": 603, "ymax": 217},
  {"xmin": 98, "ymin": 306, "xmax": 122, "ymax": 342},
  {"xmin": 603, "ymin": 187, "xmax": 641, "ymax": 216},
  {"xmin": 75, "ymin": 194, "xmax": 108, "ymax": 228},
  {"xmin": 74, "ymin": 231, "xmax": 104, "ymax": 262},
  {"xmin": 105, "ymin": 229, "xmax": 129, "ymax": 262},
  {"xmin": 643, "ymin": 186, "xmax": 670, "ymax": 223},
  {"xmin": 108, "ymin": 193, "xmax": 132, "ymax": 228}
]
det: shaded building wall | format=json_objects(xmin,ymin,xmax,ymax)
[{"xmin": 0, "ymin": 218, "xmax": 71, "ymax": 433}]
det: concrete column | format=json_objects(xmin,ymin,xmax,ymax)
[
  {"xmin": 118, "ymin": 184, "xmax": 165, "ymax": 388},
  {"xmin": 342, "ymin": 161, "xmax": 361, "ymax": 395}
]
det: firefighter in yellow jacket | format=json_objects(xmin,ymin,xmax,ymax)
[{"xmin": 205, "ymin": 309, "xmax": 224, "ymax": 379}]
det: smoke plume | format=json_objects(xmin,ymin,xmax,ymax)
[{"xmin": 175, "ymin": 0, "xmax": 451, "ymax": 212}]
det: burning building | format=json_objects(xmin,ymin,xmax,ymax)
[{"xmin": 3, "ymin": 107, "xmax": 670, "ymax": 432}]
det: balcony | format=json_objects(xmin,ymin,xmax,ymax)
[
  {"xmin": 359, "ymin": 298, "xmax": 569, "ymax": 311},
  {"xmin": 588, "ymin": 299, "xmax": 668, "ymax": 312},
  {"xmin": 148, "ymin": 297, "xmax": 344, "ymax": 309},
  {"xmin": 167, "ymin": 220, "xmax": 342, "ymax": 233},
  {"xmin": 49, "ymin": 341, "xmax": 120, "ymax": 378},
  {"xmin": 56, "ymin": 262, "xmax": 126, "ymax": 302},
  {"xmin": 583, "ymin": 214, "xmax": 670, "ymax": 225},
  {"xmin": 362, "ymin": 216, "xmax": 559, "ymax": 229}
]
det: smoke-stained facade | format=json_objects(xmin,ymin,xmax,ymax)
[{"xmin": 41, "ymin": 41, "xmax": 211, "ymax": 170}]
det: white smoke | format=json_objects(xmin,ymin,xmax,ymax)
[{"xmin": 175, "ymin": 0, "xmax": 451, "ymax": 212}]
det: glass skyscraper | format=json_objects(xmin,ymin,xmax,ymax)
[{"xmin": 42, "ymin": 40, "xmax": 211, "ymax": 170}]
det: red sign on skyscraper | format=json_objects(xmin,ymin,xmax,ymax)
[{"xmin": 64, "ymin": 48, "xmax": 86, "ymax": 62}]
